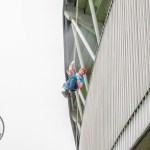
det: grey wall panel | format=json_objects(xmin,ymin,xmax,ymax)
[{"xmin": 79, "ymin": 0, "xmax": 150, "ymax": 150}]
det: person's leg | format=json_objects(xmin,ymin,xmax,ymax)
[
  {"xmin": 63, "ymin": 80, "xmax": 70, "ymax": 90},
  {"xmin": 62, "ymin": 79, "xmax": 77, "ymax": 98},
  {"xmin": 62, "ymin": 80, "xmax": 70, "ymax": 98},
  {"xmin": 68, "ymin": 79, "xmax": 78, "ymax": 90}
]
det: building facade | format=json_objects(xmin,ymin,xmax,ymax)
[{"xmin": 63, "ymin": 0, "xmax": 150, "ymax": 149}]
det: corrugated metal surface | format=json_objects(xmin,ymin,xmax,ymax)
[
  {"xmin": 79, "ymin": 0, "xmax": 150, "ymax": 150},
  {"xmin": 113, "ymin": 94, "xmax": 150, "ymax": 150}
]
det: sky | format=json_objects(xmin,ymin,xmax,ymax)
[{"xmin": 0, "ymin": 0, "xmax": 76, "ymax": 150}]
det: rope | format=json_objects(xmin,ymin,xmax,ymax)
[{"xmin": 72, "ymin": 0, "xmax": 79, "ymax": 76}]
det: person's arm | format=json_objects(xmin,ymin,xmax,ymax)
[
  {"xmin": 68, "ymin": 61, "xmax": 75, "ymax": 76},
  {"xmin": 77, "ymin": 80, "xmax": 83, "ymax": 88},
  {"xmin": 77, "ymin": 76, "xmax": 84, "ymax": 88}
]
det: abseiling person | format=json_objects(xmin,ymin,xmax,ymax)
[{"xmin": 62, "ymin": 61, "xmax": 87, "ymax": 98}]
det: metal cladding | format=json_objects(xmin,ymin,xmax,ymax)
[{"xmin": 79, "ymin": 0, "xmax": 150, "ymax": 150}]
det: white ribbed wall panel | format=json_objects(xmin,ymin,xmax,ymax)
[
  {"xmin": 79, "ymin": 0, "xmax": 150, "ymax": 150},
  {"xmin": 113, "ymin": 94, "xmax": 150, "ymax": 150}
]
